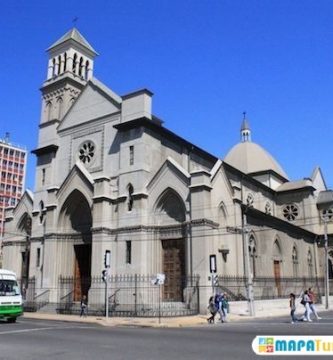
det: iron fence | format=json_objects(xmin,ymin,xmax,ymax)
[
  {"xmin": 57, "ymin": 274, "xmax": 200, "ymax": 317},
  {"xmin": 216, "ymin": 275, "xmax": 326, "ymax": 301},
  {"xmin": 18, "ymin": 275, "xmax": 331, "ymax": 316}
]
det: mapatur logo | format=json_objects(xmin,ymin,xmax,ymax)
[{"xmin": 252, "ymin": 336, "xmax": 333, "ymax": 356}]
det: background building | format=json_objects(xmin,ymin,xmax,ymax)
[
  {"xmin": 0, "ymin": 134, "xmax": 26, "ymax": 236},
  {"xmin": 2, "ymin": 29, "xmax": 332, "ymax": 315}
]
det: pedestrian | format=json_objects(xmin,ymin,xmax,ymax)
[
  {"xmin": 301, "ymin": 290, "xmax": 312, "ymax": 322},
  {"xmin": 221, "ymin": 294, "xmax": 229, "ymax": 322},
  {"xmin": 214, "ymin": 292, "xmax": 224, "ymax": 322},
  {"xmin": 308, "ymin": 287, "xmax": 321, "ymax": 320},
  {"xmin": 289, "ymin": 293, "xmax": 297, "ymax": 323},
  {"xmin": 80, "ymin": 295, "xmax": 88, "ymax": 317},
  {"xmin": 207, "ymin": 296, "xmax": 217, "ymax": 324}
]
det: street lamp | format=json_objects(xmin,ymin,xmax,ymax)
[
  {"xmin": 242, "ymin": 209, "xmax": 255, "ymax": 317},
  {"xmin": 316, "ymin": 190, "xmax": 333, "ymax": 310}
]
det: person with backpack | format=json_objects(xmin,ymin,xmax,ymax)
[
  {"xmin": 214, "ymin": 292, "xmax": 224, "ymax": 322},
  {"xmin": 300, "ymin": 290, "xmax": 312, "ymax": 322}
]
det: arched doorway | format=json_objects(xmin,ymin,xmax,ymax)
[
  {"xmin": 156, "ymin": 189, "xmax": 186, "ymax": 301},
  {"xmin": 17, "ymin": 213, "xmax": 32, "ymax": 291},
  {"xmin": 273, "ymin": 240, "xmax": 282, "ymax": 296},
  {"xmin": 59, "ymin": 190, "xmax": 92, "ymax": 301}
]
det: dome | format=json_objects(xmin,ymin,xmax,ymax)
[{"xmin": 224, "ymin": 141, "xmax": 289, "ymax": 180}]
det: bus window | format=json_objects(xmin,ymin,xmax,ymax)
[{"xmin": 0, "ymin": 280, "xmax": 20, "ymax": 296}]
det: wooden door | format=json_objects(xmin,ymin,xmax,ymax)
[
  {"xmin": 273, "ymin": 260, "xmax": 281, "ymax": 297},
  {"xmin": 162, "ymin": 239, "xmax": 185, "ymax": 301},
  {"xmin": 73, "ymin": 244, "xmax": 91, "ymax": 301}
]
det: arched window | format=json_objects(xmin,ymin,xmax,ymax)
[
  {"xmin": 73, "ymin": 53, "xmax": 77, "ymax": 74},
  {"xmin": 45, "ymin": 100, "xmax": 52, "ymax": 121},
  {"xmin": 328, "ymin": 258, "xmax": 333, "ymax": 279},
  {"xmin": 85, "ymin": 60, "xmax": 89, "ymax": 80},
  {"xmin": 273, "ymin": 239, "xmax": 282, "ymax": 295},
  {"xmin": 58, "ymin": 55, "xmax": 62, "ymax": 75},
  {"xmin": 127, "ymin": 184, "xmax": 134, "ymax": 211},
  {"xmin": 63, "ymin": 52, "xmax": 67, "ymax": 72},
  {"xmin": 273, "ymin": 240, "xmax": 282, "ymax": 259},
  {"xmin": 78, "ymin": 57, "xmax": 83, "ymax": 77},
  {"xmin": 218, "ymin": 202, "xmax": 227, "ymax": 228},
  {"xmin": 52, "ymin": 58, "xmax": 56, "ymax": 77},
  {"xmin": 292, "ymin": 246, "xmax": 298, "ymax": 277},
  {"xmin": 249, "ymin": 235, "xmax": 256, "ymax": 278},
  {"xmin": 57, "ymin": 96, "xmax": 63, "ymax": 119},
  {"xmin": 39, "ymin": 201, "xmax": 45, "ymax": 224},
  {"xmin": 307, "ymin": 250, "xmax": 313, "ymax": 277}
]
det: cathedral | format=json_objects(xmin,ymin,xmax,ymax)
[{"xmin": 3, "ymin": 28, "xmax": 331, "ymax": 314}]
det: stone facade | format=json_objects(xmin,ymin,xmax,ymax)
[{"xmin": 3, "ymin": 28, "xmax": 332, "ymax": 313}]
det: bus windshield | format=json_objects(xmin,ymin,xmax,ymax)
[{"xmin": 0, "ymin": 280, "xmax": 20, "ymax": 296}]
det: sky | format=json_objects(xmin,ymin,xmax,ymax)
[{"xmin": 1, "ymin": 0, "xmax": 333, "ymax": 190}]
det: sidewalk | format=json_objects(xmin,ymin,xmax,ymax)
[{"xmin": 22, "ymin": 302, "xmax": 329, "ymax": 328}]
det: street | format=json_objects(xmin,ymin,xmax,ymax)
[{"xmin": 1, "ymin": 312, "xmax": 333, "ymax": 360}]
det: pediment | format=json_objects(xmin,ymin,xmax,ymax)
[
  {"xmin": 58, "ymin": 78, "xmax": 121, "ymax": 131},
  {"xmin": 147, "ymin": 157, "xmax": 190, "ymax": 192},
  {"xmin": 12, "ymin": 190, "xmax": 33, "ymax": 216},
  {"xmin": 56, "ymin": 161, "xmax": 94, "ymax": 209}
]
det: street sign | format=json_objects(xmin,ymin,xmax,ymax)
[
  {"xmin": 209, "ymin": 254, "xmax": 217, "ymax": 273},
  {"xmin": 104, "ymin": 250, "xmax": 111, "ymax": 268},
  {"xmin": 151, "ymin": 273, "xmax": 165, "ymax": 285}
]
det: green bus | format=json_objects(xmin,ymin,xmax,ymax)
[{"xmin": 0, "ymin": 269, "xmax": 23, "ymax": 323}]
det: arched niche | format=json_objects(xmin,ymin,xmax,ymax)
[
  {"xmin": 58, "ymin": 189, "xmax": 92, "ymax": 242},
  {"xmin": 155, "ymin": 188, "xmax": 186, "ymax": 225}
]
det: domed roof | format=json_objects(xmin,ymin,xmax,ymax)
[
  {"xmin": 224, "ymin": 141, "xmax": 288, "ymax": 179},
  {"xmin": 224, "ymin": 115, "xmax": 288, "ymax": 180}
]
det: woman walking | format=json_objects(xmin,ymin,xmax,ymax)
[{"xmin": 289, "ymin": 293, "xmax": 297, "ymax": 323}]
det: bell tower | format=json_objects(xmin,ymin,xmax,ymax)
[{"xmin": 40, "ymin": 28, "xmax": 98, "ymax": 126}]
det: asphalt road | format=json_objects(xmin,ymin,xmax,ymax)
[{"xmin": 1, "ymin": 312, "xmax": 333, "ymax": 360}]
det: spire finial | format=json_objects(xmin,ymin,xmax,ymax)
[
  {"xmin": 72, "ymin": 17, "xmax": 79, "ymax": 26},
  {"xmin": 240, "ymin": 112, "xmax": 251, "ymax": 142}
]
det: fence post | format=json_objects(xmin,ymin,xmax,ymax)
[{"xmin": 134, "ymin": 274, "xmax": 137, "ymax": 316}]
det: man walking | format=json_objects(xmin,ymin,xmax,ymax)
[{"xmin": 80, "ymin": 295, "xmax": 88, "ymax": 317}]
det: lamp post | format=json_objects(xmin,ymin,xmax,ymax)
[
  {"xmin": 316, "ymin": 190, "xmax": 333, "ymax": 310},
  {"xmin": 226, "ymin": 208, "xmax": 255, "ymax": 316},
  {"xmin": 323, "ymin": 214, "xmax": 329, "ymax": 309},
  {"xmin": 243, "ymin": 211, "xmax": 255, "ymax": 316}
]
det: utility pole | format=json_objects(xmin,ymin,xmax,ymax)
[
  {"xmin": 242, "ymin": 211, "xmax": 255, "ymax": 316},
  {"xmin": 226, "ymin": 209, "xmax": 255, "ymax": 316},
  {"xmin": 324, "ymin": 218, "xmax": 329, "ymax": 309},
  {"xmin": 103, "ymin": 250, "xmax": 111, "ymax": 319},
  {"xmin": 316, "ymin": 190, "xmax": 333, "ymax": 310}
]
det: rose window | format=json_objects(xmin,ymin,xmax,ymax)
[
  {"xmin": 321, "ymin": 208, "xmax": 333, "ymax": 221},
  {"xmin": 79, "ymin": 141, "xmax": 95, "ymax": 164},
  {"xmin": 282, "ymin": 204, "xmax": 299, "ymax": 221}
]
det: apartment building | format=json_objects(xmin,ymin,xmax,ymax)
[{"xmin": 0, "ymin": 134, "xmax": 27, "ymax": 236}]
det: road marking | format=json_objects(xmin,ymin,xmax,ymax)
[
  {"xmin": 0, "ymin": 327, "xmax": 57, "ymax": 335},
  {"xmin": 211, "ymin": 321, "xmax": 333, "ymax": 326},
  {"xmin": 0, "ymin": 325, "xmax": 94, "ymax": 335}
]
